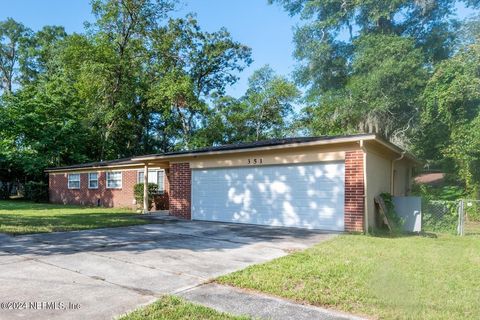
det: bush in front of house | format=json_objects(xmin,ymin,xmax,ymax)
[
  {"xmin": 153, "ymin": 193, "xmax": 169, "ymax": 210},
  {"xmin": 133, "ymin": 183, "xmax": 158, "ymax": 210},
  {"xmin": 24, "ymin": 181, "xmax": 48, "ymax": 202}
]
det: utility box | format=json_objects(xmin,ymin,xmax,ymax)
[{"xmin": 393, "ymin": 196, "xmax": 422, "ymax": 232}]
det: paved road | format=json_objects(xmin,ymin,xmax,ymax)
[{"xmin": 0, "ymin": 217, "xmax": 336, "ymax": 320}]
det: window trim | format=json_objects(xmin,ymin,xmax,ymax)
[
  {"xmin": 88, "ymin": 172, "xmax": 99, "ymax": 189},
  {"xmin": 67, "ymin": 173, "xmax": 81, "ymax": 189},
  {"xmin": 106, "ymin": 171, "xmax": 122, "ymax": 189}
]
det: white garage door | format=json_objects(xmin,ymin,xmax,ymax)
[{"xmin": 191, "ymin": 162, "xmax": 345, "ymax": 231}]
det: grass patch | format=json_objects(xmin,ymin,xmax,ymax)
[
  {"xmin": 0, "ymin": 200, "xmax": 148, "ymax": 235},
  {"xmin": 217, "ymin": 234, "xmax": 480, "ymax": 319},
  {"xmin": 465, "ymin": 221, "xmax": 480, "ymax": 235},
  {"xmin": 119, "ymin": 295, "xmax": 249, "ymax": 320}
]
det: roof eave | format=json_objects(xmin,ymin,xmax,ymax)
[
  {"xmin": 44, "ymin": 162, "xmax": 144, "ymax": 173},
  {"xmin": 131, "ymin": 135, "xmax": 378, "ymax": 162},
  {"xmin": 45, "ymin": 134, "xmax": 419, "ymax": 173},
  {"xmin": 369, "ymin": 136, "xmax": 421, "ymax": 165}
]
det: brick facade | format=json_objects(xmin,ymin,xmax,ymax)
[
  {"xmin": 49, "ymin": 151, "xmax": 367, "ymax": 231},
  {"xmin": 344, "ymin": 150, "xmax": 365, "ymax": 232},
  {"xmin": 168, "ymin": 163, "xmax": 191, "ymax": 219},
  {"xmin": 49, "ymin": 170, "xmax": 138, "ymax": 209}
]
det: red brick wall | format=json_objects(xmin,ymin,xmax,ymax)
[
  {"xmin": 49, "ymin": 170, "xmax": 138, "ymax": 208},
  {"xmin": 168, "ymin": 163, "xmax": 191, "ymax": 219},
  {"xmin": 344, "ymin": 150, "xmax": 365, "ymax": 232}
]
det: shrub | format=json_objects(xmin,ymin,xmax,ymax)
[
  {"xmin": 0, "ymin": 183, "xmax": 11, "ymax": 200},
  {"xmin": 133, "ymin": 183, "xmax": 158, "ymax": 210},
  {"xmin": 153, "ymin": 193, "xmax": 169, "ymax": 210},
  {"xmin": 24, "ymin": 181, "xmax": 48, "ymax": 202}
]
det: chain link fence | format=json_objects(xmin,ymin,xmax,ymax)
[
  {"xmin": 422, "ymin": 200, "xmax": 460, "ymax": 234},
  {"xmin": 421, "ymin": 199, "xmax": 480, "ymax": 235},
  {"xmin": 458, "ymin": 200, "xmax": 480, "ymax": 236}
]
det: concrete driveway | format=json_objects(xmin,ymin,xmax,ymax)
[{"xmin": 0, "ymin": 216, "xmax": 336, "ymax": 320}]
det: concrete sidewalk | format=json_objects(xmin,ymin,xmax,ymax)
[{"xmin": 178, "ymin": 283, "xmax": 365, "ymax": 320}]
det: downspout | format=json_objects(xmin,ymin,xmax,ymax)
[
  {"xmin": 391, "ymin": 151, "xmax": 406, "ymax": 195},
  {"xmin": 359, "ymin": 140, "xmax": 368, "ymax": 233}
]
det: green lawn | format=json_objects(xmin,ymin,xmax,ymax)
[
  {"xmin": 120, "ymin": 296, "xmax": 249, "ymax": 320},
  {"xmin": 465, "ymin": 221, "xmax": 480, "ymax": 235},
  {"xmin": 0, "ymin": 200, "xmax": 148, "ymax": 235},
  {"xmin": 217, "ymin": 233, "xmax": 480, "ymax": 320}
]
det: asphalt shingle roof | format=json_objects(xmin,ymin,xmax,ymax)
[
  {"xmin": 46, "ymin": 134, "xmax": 382, "ymax": 171},
  {"xmin": 141, "ymin": 134, "xmax": 376, "ymax": 158}
]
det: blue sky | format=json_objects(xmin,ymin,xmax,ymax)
[
  {"xmin": 0, "ymin": 0, "xmax": 297, "ymax": 97},
  {"xmin": 0, "ymin": 1, "xmax": 476, "ymax": 97}
]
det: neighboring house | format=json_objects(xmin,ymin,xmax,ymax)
[
  {"xmin": 414, "ymin": 172, "xmax": 445, "ymax": 187},
  {"xmin": 46, "ymin": 134, "xmax": 417, "ymax": 232}
]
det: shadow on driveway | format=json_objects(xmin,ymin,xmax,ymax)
[
  {"xmin": 0, "ymin": 217, "xmax": 338, "ymax": 256},
  {"xmin": 0, "ymin": 217, "xmax": 337, "ymax": 320}
]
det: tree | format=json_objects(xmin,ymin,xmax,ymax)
[
  {"xmin": 243, "ymin": 66, "xmax": 300, "ymax": 141},
  {"xmin": 446, "ymin": 116, "xmax": 480, "ymax": 196},
  {"xmin": 299, "ymin": 34, "xmax": 428, "ymax": 147},
  {"xmin": 0, "ymin": 73, "xmax": 91, "ymax": 180},
  {"xmin": 71, "ymin": 0, "xmax": 176, "ymax": 159},
  {"xmin": 270, "ymin": 0, "xmax": 480, "ymax": 146},
  {"xmin": 0, "ymin": 18, "xmax": 31, "ymax": 94},
  {"xmin": 417, "ymin": 39, "xmax": 480, "ymax": 193},
  {"xmin": 19, "ymin": 25, "xmax": 68, "ymax": 85},
  {"xmin": 200, "ymin": 66, "xmax": 299, "ymax": 144},
  {"xmin": 146, "ymin": 15, "xmax": 252, "ymax": 150},
  {"xmin": 71, "ymin": 2, "xmax": 251, "ymax": 156},
  {"xmin": 0, "ymin": 2, "xmax": 254, "ymax": 189}
]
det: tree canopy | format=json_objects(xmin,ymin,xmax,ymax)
[
  {"xmin": 1, "ymin": 0, "xmax": 480, "ymax": 197},
  {"xmin": 0, "ymin": 0, "xmax": 260, "ymax": 188},
  {"xmin": 270, "ymin": 0, "xmax": 480, "ymax": 195}
]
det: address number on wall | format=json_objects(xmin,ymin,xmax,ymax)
[{"xmin": 247, "ymin": 158, "xmax": 263, "ymax": 165}]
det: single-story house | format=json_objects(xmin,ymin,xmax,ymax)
[{"xmin": 46, "ymin": 134, "xmax": 417, "ymax": 232}]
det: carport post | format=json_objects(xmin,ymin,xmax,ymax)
[{"xmin": 143, "ymin": 163, "xmax": 149, "ymax": 214}]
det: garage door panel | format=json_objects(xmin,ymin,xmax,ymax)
[{"xmin": 192, "ymin": 162, "xmax": 345, "ymax": 231}]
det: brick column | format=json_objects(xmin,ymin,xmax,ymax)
[
  {"xmin": 344, "ymin": 150, "xmax": 365, "ymax": 232},
  {"xmin": 169, "ymin": 163, "xmax": 191, "ymax": 219}
]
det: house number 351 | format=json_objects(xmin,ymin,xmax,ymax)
[{"xmin": 247, "ymin": 158, "xmax": 263, "ymax": 164}]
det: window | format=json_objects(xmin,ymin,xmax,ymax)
[
  {"xmin": 68, "ymin": 173, "xmax": 80, "ymax": 189},
  {"xmin": 106, "ymin": 172, "xmax": 122, "ymax": 189},
  {"xmin": 157, "ymin": 170, "xmax": 164, "ymax": 192},
  {"xmin": 138, "ymin": 170, "xmax": 165, "ymax": 193},
  {"xmin": 88, "ymin": 172, "xmax": 99, "ymax": 189}
]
